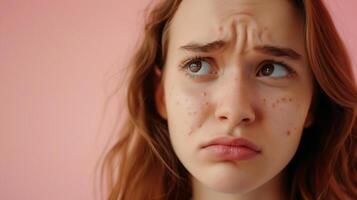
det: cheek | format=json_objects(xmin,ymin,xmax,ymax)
[
  {"xmin": 260, "ymin": 95, "xmax": 310, "ymax": 165},
  {"xmin": 165, "ymin": 85, "xmax": 209, "ymax": 136},
  {"xmin": 261, "ymin": 95, "xmax": 308, "ymax": 137}
]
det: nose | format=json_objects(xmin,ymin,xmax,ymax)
[{"xmin": 214, "ymin": 72, "xmax": 256, "ymax": 127}]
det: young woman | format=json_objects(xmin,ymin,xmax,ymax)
[{"xmin": 100, "ymin": 0, "xmax": 357, "ymax": 199}]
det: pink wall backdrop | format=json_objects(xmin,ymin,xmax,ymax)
[{"xmin": 0, "ymin": 0, "xmax": 356, "ymax": 199}]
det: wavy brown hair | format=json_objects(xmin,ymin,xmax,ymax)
[{"xmin": 99, "ymin": 0, "xmax": 357, "ymax": 199}]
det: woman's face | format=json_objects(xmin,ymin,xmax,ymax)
[{"xmin": 155, "ymin": 0, "xmax": 314, "ymax": 197}]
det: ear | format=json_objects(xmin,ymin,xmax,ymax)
[
  {"xmin": 303, "ymin": 110, "xmax": 314, "ymax": 128},
  {"xmin": 154, "ymin": 66, "xmax": 167, "ymax": 119}
]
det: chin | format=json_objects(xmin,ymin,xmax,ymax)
[
  {"xmin": 194, "ymin": 168, "xmax": 258, "ymax": 195},
  {"xmin": 205, "ymin": 178, "xmax": 256, "ymax": 194}
]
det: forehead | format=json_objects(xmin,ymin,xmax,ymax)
[{"xmin": 169, "ymin": 0, "xmax": 305, "ymax": 53}]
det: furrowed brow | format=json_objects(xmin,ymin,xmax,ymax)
[
  {"xmin": 179, "ymin": 40, "xmax": 227, "ymax": 53},
  {"xmin": 254, "ymin": 45, "xmax": 302, "ymax": 60},
  {"xmin": 179, "ymin": 41, "xmax": 302, "ymax": 60}
]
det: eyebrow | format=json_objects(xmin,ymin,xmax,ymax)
[
  {"xmin": 179, "ymin": 40, "xmax": 226, "ymax": 53},
  {"xmin": 254, "ymin": 45, "xmax": 302, "ymax": 60},
  {"xmin": 179, "ymin": 40, "xmax": 302, "ymax": 60}
]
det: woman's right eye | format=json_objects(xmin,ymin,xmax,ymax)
[{"xmin": 180, "ymin": 57, "xmax": 217, "ymax": 79}]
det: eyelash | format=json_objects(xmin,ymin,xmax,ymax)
[{"xmin": 179, "ymin": 56, "xmax": 296, "ymax": 79}]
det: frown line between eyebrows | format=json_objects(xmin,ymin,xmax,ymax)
[{"xmin": 179, "ymin": 40, "xmax": 302, "ymax": 60}]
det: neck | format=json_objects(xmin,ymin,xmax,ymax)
[{"xmin": 191, "ymin": 169, "xmax": 289, "ymax": 200}]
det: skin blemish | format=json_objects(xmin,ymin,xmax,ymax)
[
  {"xmin": 205, "ymin": 102, "xmax": 209, "ymax": 106},
  {"xmin": 272, "ymin": 103, "xmax": 276, "ymax": 108},
  {"xmin": 289, "ymin": 98, "xmax": 292, "ymax": 102},
  {"xmin": 286, "ymin": 131, "xmax": 291, "ymax": 136},
  {"xmin": 202, "ymin": 91, "xmax": 207, "ymax": 96}
]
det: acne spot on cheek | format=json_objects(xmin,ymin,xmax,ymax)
[{"xmin": 286, "ymin": 131, "xmax": 291, "ymax": 136}]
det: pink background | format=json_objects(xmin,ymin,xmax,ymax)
[{"xmin": 0, "ymin": 0, "xmax": 356, "ymax": 199}]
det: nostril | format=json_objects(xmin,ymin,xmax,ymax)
[
  {"xmin": 219, "ymin": 116, "xmax": 228, "ymax": 120},
  {"xmin": 242, "ymin": 118, "xmax": 250, "ymax": 123}
]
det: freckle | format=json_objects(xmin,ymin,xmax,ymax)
[
  {"xmin": 289, "ymin": 98, "xmax": 292, "ymax": 102},
  {"xmin": 263, "ymin": 98, "xmax": 266, "ymax": 102},
  {"xmin": 276, "ymin": 99, "xmax": 280, "ymax": 103},
  {"xmin": 287, "ymin": 131, "xmax": 291, "ymax": 136},
  {"xmin": 282, "ymin": 97, "xmax": 287, "ymax": 102},
  {"xmin": 272, "ymin": 103, "xmax": 276, "ymax": 108},
  {"xmin": 205, "ymin": 102, "xmax": 209, "ymax": 106},
  {"xmin": 202, "ymin": 91, "xmax": 207, "ymax": 96},
  {"xmin": 193, "ymin": 111, "xmax": 197, "ymax": 115}
]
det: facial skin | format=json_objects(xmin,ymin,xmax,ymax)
[{"xmin": 155, "ymin": 0, "xmax": 314, "ymax": 199}]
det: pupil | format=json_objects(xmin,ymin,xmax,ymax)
[
  {"xmin": 189, "ymin": 61, "xmax": 202, "ymax": 72},
  {"xmin": 262, "ymin": 64, "xmax": 274, "ymax": 76}
]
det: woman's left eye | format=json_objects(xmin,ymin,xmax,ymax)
[{"xmin": 256, "ymin": 61, "xmax": 294, "ymax": 78}]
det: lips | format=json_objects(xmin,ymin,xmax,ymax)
[
  {"xmin": 200, "ymin": 136, "xmax": 262, "ymax": 161},
  {"xmin": 201, "ymin": 136, "xmax": 261, "ymax": 153}
]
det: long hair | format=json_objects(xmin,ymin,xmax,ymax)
[{"xmin": 99, "ymin": 0, "xmax": 357, "ymax": 199}]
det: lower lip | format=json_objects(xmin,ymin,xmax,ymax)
[{"xmin": 202, "ymin": 145, "xmax": 260, "ymax": 161}]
